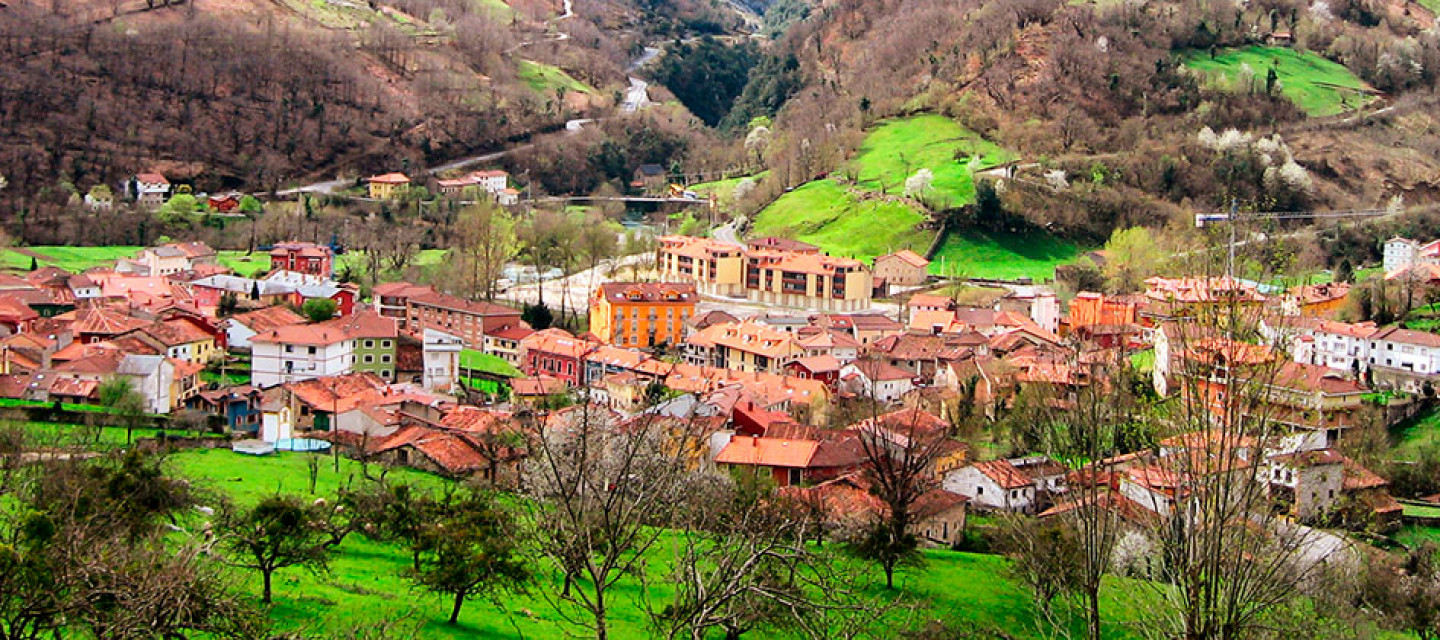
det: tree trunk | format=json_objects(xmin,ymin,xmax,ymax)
[
  {"xmin": 412, "ymin": 549, "xmax": 422, "ymax": 572},
  {"xmin": 1086, "ymin": 585, "xmax": 1101, "ymax": 639},
  {"xmin": 593, "ymin": 587, "xmax": 607, "ymax": 640},
  {"xmin": 448, "ymin": 591, "xmax": 465, "ymax": 624},
  {"xmin": 883, "ymin": 562, "xmax": 895, "ymax": 590},
  {"xmin": 262, "ymin": 569, "xmax": 273, "ymax": 603}
]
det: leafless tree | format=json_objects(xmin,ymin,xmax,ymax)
[
  {"xmin": 522, "ymin": 405, "xmax": 709, "ymax": 640},
  {"xmin": 846, "ymin": 377, "xmax": 965, "ymax": 590}
]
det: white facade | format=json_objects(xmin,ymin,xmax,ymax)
[
  {"xmin": 223, "ymin": 320, "xmax": 260, "ymax": 352},
  {"xmin": 838, "ymin": 363, "xmax": 915, "ymax": 404},
  {"xmin": 251, "ymin": 339, "xmax": 355, "ymax": 388},
  {"xmin": 117, "ymin": 355, "xmax": 175, "ymax": 414},
  {"xmin": 1368, "ymin": 330, "xmax": 1440, "ymax": 376},
  {"xmin": 943, "ymin": 465, "xmax": 1035, "ymax": 512},
  {"xmin": 1384, "ymin": 237, "xmax": 1418, "ymax": 274},
  {"xmin": 1310, "ymin": 327, "xmax": 1374, "ymax": 372},
  {"xmin": 422, "ymin": 328, "xmax": 463, "ymax": 392}
]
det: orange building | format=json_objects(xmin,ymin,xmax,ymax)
[
  {"xmin": 1284, "ymin": 282, "xmax": 1350, "ymax": 318},
  {"xmin": 590, "ymin": 282, "xmax": 698, "ymax": 348},
  {"xmin": 1066, "ymin": 292, "xmax": 1138, "ymax": 330}
]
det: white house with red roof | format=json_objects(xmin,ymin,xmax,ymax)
[{"xmin": 130, "ymin": 172, "xmax": 171, "ymax": 207}]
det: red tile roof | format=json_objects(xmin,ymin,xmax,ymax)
[
  {"xmin": 715, "ymin": 435, "xmax": 820, "ymax": 468},
  {"xmin": 879, "ymin": 249, "xmax": 930, "ymax": 268},
  {"xmin": 973, "ymin": 459, "xmax": 1032, "ymax": 489},
  {"xmin": 366, "ymin": 172, "xmax": 411, "ymax": 184}
]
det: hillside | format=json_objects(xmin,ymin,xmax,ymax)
[{"xmin": 729, "ymin": 0, "xmax": 1440, "ymax": 258}]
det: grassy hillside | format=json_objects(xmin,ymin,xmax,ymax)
[
  {"xmin": 749, "ymin": 114, "xmax": 1082, "ymax": 277},
  {"xmin": 167, "ymin": 448, "xmax": 1160, "ymax": 638},
  {"xmin": 1182, "ymin": 46, "xmax": 1377, "ymax": 117},
  {"xmin": 517, "ymin": 60, "xmax": 594, "ymax": 94},
  {"xmin": 751, "ymin": 180, "xmax": 932, "ymax": 259},
  {"xmin": 929, "ymin": 228, "xmax": 1079, "ymax": 280},
  {"xmin": 852, "ymin": 114, "xmax": 1014, "ymax": 209}
]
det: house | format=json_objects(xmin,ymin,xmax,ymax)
[
  {"xmin": 944, "ymin": 456, "xmax": 1067, "ymax": 513},
  {"xmin": 1143, "ymin": 276, "xmax": 1266, "ymax": 318},
  {"xmin": 130, "ymin": 173, "xmax": 171, "ymax": 207},
  {"xmin": 222, "ymin": 306, "xmax": 306, "ymax": 351},
  {"xmin": 632, "ymin": 164, "xmax": 667, "ymax": 193},
  {"xmin": 470, "ymin": 169, "xmax": 509, "ymax": 193},
  {"xmin": 420, "ymin": 328, "xmax": 462, "ymax": 392},
  {"xmin": 190, "ymin": 274, "xmax": 293, "ymax": 313},
  {"xmin": 811, "ymin": 313, "xmax": 905, "ymax": 346},
  {"xmin": 135, "ymin": 246, "xmax": 189, "ymax": 277},
  {"xmin": 483, "ymin": 323, "xmax": 533, "ymax": 366},
  {"xmin": 713, "ymin": 433, "xmax": 863, "ymax": 486},
  {"xmin": 785, "ymin": 355, "xmax": 842, "ymax": 387},
  {"xmin": 123, "ymin": 318, "xmax": 220, "ymax": 365},
  {"xmin": 67, "ymin": 275, "xmax": 101, "ymax": 300},
  {"xmin": 115, "ymin": 354, "xmax": 176, "ymax": 414},
  {"xmin": 685, "ymin": 320, "xmax": 803, "ymax": 374},
  {"xmin": 873, "ymin": 250, "xmax": 931, "ymax": 287},
  {"xmin": 334, "ymin": 310, "xmax": 399, "ymax": 381},
  {"xmin": 189, "ymin": 385, "xmax": 263, "ymax": 434},
  {"xmin": 519, "ymin": 329, "xmax": 597, "ymax": 386},
  {"xmin": 747, "ymin": 237, "xmax": 820, "ymax": 254},
  {"xmin": 497, "ymin": 188, "xmax": 520, "ymax": 206},
  {"xmin": 1383, "ymin": 236, "xmax": 1440, "ymax": 274},
  {"xmin": 366, "ymin": 173, "xmax": 411, "ymax": 199},
  {"xmin": 854, "ymin": 407, "xmax": 969, "ymax": 474},
  {"xmin": 1066, "ymin": 291, "xmax": 1139, "ymax": 332},
  {"xmin": 785, "ymin": 474, "xmax": 969, "ymax": 546},
  {"xmin": 511, "ymin": 375, "xmax": 568, "ymax": 403},
  {"xmin": 795, "ymin": 327, "xmax": 861, "ymax": 363},
  {"xmin": 744, "ymin": 248, "xmax": 874, "ymax": 312},
  {"xmin": 997, "ymin": 285, "xmax": 1060, "ymax": 335},
  {"xmin": 838, "ymin": 359, "xmax": 918, "ymax": 404},
  {"xmin": 589, "ymin": 282, "xmax": 697, "ymax": 348},
  {"xmin": 250, "ymin": 323, "xmax": 356, "ymax": 388},
  {"xmin": 1283, "ymin": 282, "xmax": 1350, "ymax": 318},
  {"xmin": 1364, "ymin": 326, "xmax": 1440, "ymax": 392},
  {"xmin": 268, "ymin": 242, "xmax": 334, "ymax": 278},
  {"xmin": 657, "ymin": 235, "xmax": 875, "ymax": 311},
  {"xmin": 72, "ymin": 307, "xmax": 149, "ymax": 344}
]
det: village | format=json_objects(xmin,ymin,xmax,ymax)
[{"xmin": 1, "ymin": 209, "xmax": 1437, "ymax": 556}]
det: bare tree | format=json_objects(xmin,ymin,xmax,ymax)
[
  {"xmin": 847, "ymin": 384, "xmax": 964, "ymax": 589},
  {"xmin": 523, "ymin": 405, "xmax": 708, "ymax": 640}
]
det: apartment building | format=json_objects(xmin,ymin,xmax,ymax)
[{"xmin": 589, "ymin": 282, "xmax": 697, "ymax": 348}]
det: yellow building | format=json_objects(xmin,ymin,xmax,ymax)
[
  {"xmin": 366, "ymin": 173, "xmax": 411, "ymax": 199},
  {"xmin": 590, "ymin": 282, "xmax": 698, "ymax": 348},
  {"xmin": 657, "ymin": 235, "xmax": 874, "ymax": 311},
  {"xmin": 744, "ymin": 250, "xmax": 872, "ymax": 312},
  {"xmin": 656, "ymin": 236, "xmax": 746, "ymax": 296},
  {"xmin": 685, "ymin": 320, "xmax": 803, "ymax": 375}
]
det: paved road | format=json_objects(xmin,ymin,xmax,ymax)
[{"xmin": 712, "ymin": 221, "xmax": 744, "ymax": 248}]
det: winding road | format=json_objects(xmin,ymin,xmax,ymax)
[{"xmin": 276, "ymin": 0, "xmax": 663, "ymax": 197}]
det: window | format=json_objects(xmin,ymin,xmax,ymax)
[
  {"xmin": 363, "ymin": 355, "xmax": 374, "ymax": 364},
  {"xmin": 381, "ymin": 370, "xmax": 391, "ymax": 378},
  {"xmin": 364, "ymin": 340, "xmax": 374, "ymax": 349},
  {"xmin": 308, "ymin": 346, "xmax": 316, "ymax": 355},
  {"xmin": 382, "ymin": 340, "xmax": 391, "ymax": 349},
  {"xmin": 788, "ymin": 468, "xmax": 802, "ymax": 485},
  {"xmin": 285, "ymin": 345, "xmax": 294, "ymax": 353},
  {"xmin": 382, "ymin": 355, "xmax": 391, "ymax": 363}
]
